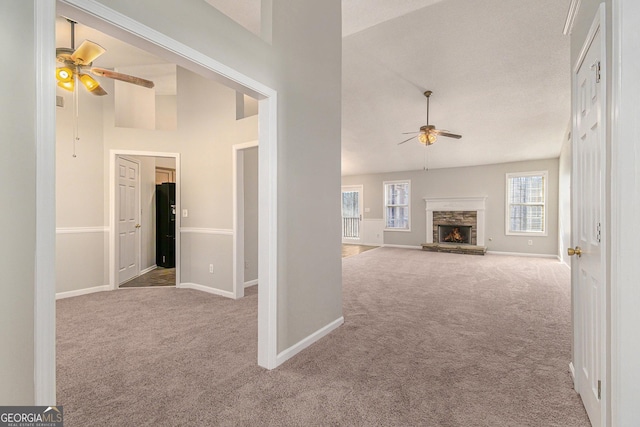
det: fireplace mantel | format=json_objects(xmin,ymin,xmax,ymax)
[{"xmin": 424, "ymin": 197, "xmax": 487, "ymax": 246}]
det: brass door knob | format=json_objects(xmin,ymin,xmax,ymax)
[
  {"xmin": 135, "ymin": 224, "xmax": 141, "ymax": 229},
  {"xmin": 567, "ymin": 246, "xmax": 582, "ymax": 257}
]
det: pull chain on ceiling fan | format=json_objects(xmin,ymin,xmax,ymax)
[
  {"xmin": 397, "ymin": 90, "xmax": 462, "ymax": 146},
  {"xmin": 56, "ymin": 19, "xmax": 156, "ymax": 157}
]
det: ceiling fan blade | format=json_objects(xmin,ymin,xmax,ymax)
[
  {"xmin": 401, "ymin": 131, "xmax": 420, "ymax": 135},
  {"xmin": 433, "ymin": 129, "xmax": 462, "ymax": 139},
  {"xmin": 397, "ymin": 135, "xmax": 418, "ymax": 145},
  {"xmin": 91, "ymin": 68, "xmax": 155, "ymax": 89},
  {"xmin": 71, "ymin": 40, "xmax": 106, "ymax": 65}
]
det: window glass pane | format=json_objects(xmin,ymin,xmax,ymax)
[
  {"xmin": 341, "ymin": 191, "xmax": 358, "ymax": 218},
  {"xmin": 509, "ymin": 205, "xmax": 544, "ymax": 232},
  {"xmin": 508, "ymin": 176, "xmax": 544, "ymax": 204},
  {"xmin": 388, "ymin": 183, "xmax": 408, "ymax": 205},
  {"xmin": 386, "ymin": 206, "xmax": 408, "ymax": 229}
]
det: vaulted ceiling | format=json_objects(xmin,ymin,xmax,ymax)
[{"xmin": 58, "ymin": 0, "xmax": 572, "ymax": 176}]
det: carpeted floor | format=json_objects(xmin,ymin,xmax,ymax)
[{"xmin": 56, "ymin": 248, "xmax": 590, "ymax": 426}]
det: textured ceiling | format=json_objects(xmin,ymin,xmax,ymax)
[
  {"xmin": 58, "ymin": 1, "xmax": 572, "ymax": 176},
  {"xmin": 342, "ymin": 0, "xmax": 571, "ymax": 175}
]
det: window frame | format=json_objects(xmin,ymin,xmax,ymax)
[
  {"xmin": 383, "ymin": 180, "xmax": 411, "ymax": 232},
  {"xmin": 505, "ymin": 171, "xmax": 548, "ymax": 236}
]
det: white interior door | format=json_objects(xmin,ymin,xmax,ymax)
[
  {"xmin": 117, "ymin": 156, "xmax": 141, "ymax": 284},
  {"xmin": 571, "ymin": 12, "xmax": 606, "ymax": 427},
  {"xmin": 342, "ymin": 186, "xmax": 363, "ymax": 244}
]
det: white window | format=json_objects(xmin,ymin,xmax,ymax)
[
  {"xmin": 384, "ymin": 180, "xmax": 410, "ymax": 231},
  {"xmin": 505, "ymin": 171, "xmax": 548, "ymax": 235}
]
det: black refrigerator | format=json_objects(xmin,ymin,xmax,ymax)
[{"xmin": 156, "ymin": 182, "xmax": 176, "ymax": 268}]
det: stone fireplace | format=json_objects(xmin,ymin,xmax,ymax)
[{"xmin": 423, "ymin": 197, "xmax": 487, "ymax": 254}]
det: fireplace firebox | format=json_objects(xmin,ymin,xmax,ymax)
[{"xmin": 438, "ymin": 225, "xmax": 472, "ymax": 244}]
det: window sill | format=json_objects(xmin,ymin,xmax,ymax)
[{"xmin": 384, "ymin": 228, "xmax": 412, "ymax": 232}]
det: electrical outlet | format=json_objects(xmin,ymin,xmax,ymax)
[
  {"xmin": 528, "ymin": 239, "xmax": 533, "ymax": 246},
  {"xmin": 209, "ymin": 264, "xmax": 214, "ymax": 273}
]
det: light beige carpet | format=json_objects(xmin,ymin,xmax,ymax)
[{"xmin": 56, "ymin": 248, "xmax": 590, "ymax": 426}]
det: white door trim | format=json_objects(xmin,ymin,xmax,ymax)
[
  {"xmin": 610, "ymin": 0, "xmax": 640, "ymax": 424},
  {"xmin": 571, "ymin": 4, "xmax": 607, "ymax": 426},
  {"xmin": 110, "ymin": 151, "xmax": 180, "ymax": 289},
  {"xmin": 34, "ymin": 0, "xmax": 57, "ymax": 406},
  {"xmin": 233, "ymin": 140, "xmax": 259, "ymax": 300}
]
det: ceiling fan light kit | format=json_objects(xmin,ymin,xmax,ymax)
[{"xmin": 55, "ymin": 19, "xmax": 155, "ymax": 96}]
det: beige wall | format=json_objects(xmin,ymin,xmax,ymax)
[
  {"xmin": 0, "ymin": 0, "xmax": 36, "ymax": 404},
  {"xmin": 55, "ymin": 65, "xmax": 257, "ymax": 294},
  {"xmin": 343, "ymin": 158, "xmax": 561, "ymax": 255},
  {"xmin": 244, "ymin": 146, "xmax": 259, "ymax": 283}
]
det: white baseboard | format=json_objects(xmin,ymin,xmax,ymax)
[
  {"xmin": 276, "ymin": 316, "xmax": 344, "ymax": 367},
  {"xmin": 382, "ymin": 244, "xmax": 422, "ymax": 250},
  {"xmin": 56, "ymin": 285, "xmax": 110, "ymax": 300},
  {"xmin": 486, "ymin": 251, "xmax": 559, "ymax": 259},
  {"xmin": 140, "ymin": 265, "xmax": 157, "ymax": 275},
  {"xmin": 178, "ymin": 282, "xmax": 235, "ymax": 299},
  {"xmin": 244, "ymin": 279, "xmax": 258, "ymax": 288},
  {"xmin": 569, "ymin": 362, "xmax": 576, "ymax": 384}
]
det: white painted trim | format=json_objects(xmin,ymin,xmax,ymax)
[
  {"xmin": 382, "ymin": 244, "xmax": 422, "ymax": 250},
  {"xmin": 486, "ymin": 251, "xmax": 558, "ymax": 259},
  {"xmin": 424, "ymin": 197, "xmax": 487, "ymax": 245},
  {"xmin": 610, "ymin": 0, "xmax": 640, "ymax": 424},
  {"xmin": 55, "ymin": 285, "xmax": 110, "ymax": 300},
  {"xmin": 139, "ymin": 265, "xmax": 157, "ymax": 275},
  {"xmin": 258, "ymin": 93, "xmax": 278, "ymax": 369},
  {"xmin": 244, "ymin": 279, "xmax": 259, "ymax": 288},
  {"xmin": 180, "ymin": 227, "xmax": 234, "ymax": 236},
  {"xmin": 233, "ymin": 140, "xmax": 259, "ymax": 300},
  {"xmin": 178, "ymin": 282, "xmax": 235, "ymax": 299},
  {"xmin": 56, "ymin": 226, "xmax": 109, "ymax": 234},
  {"xmin": 563, "ymin": 0, "xmax": 582, "ymax": 35},
  {"xmin": 34, "ymin": 0, "xmax": 57, "ymax": 406},
  {"xmin": 569, "ymin": 362, "xmax": 576, "ymax": 383},
  {"xmin": 276, "ymin": 317, "xmax": 344, "ymax": 366}
]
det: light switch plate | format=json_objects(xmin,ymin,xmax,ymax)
[{"xmin": 182, "ymin": 209, "xmax": 188, "ymax": 218}]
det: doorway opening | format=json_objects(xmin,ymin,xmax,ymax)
[
  {"xmin": 111, "ymin": 152, "xmax": 180, "ymax": 290},
  {"xmin": 341, "ymin": 185, "xmax": 363, "ymax": 244},
  {"xmin": 36, "ymin": 0, "xmax": 281, "ymax": 403}
]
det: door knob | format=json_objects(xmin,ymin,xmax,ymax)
[
  {"xmin": 135, "ymin": 224, "xmax": 141, "ymax": 229},
  {"xmin": 567, "ymin": 246, "xmax": 582, "ymax": 257}
]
